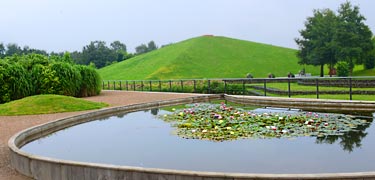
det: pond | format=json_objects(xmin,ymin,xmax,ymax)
[{"xmin": 21, "ymin": 104, "xmax": 375, "ymax": 174}]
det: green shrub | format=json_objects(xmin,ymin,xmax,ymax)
[
  {"xmin": 49, "ymin": 62, "xmax": 82, "ymax": 96},
  {"xmin": 336, "ymin": 61, "xmax": 350, "ymax": 77},
  {"xmin": 31, "ymin": 64, "xmax": 60, "ymax": 95},
  {"xmin": 18, "ymin": 54, "xmax": 50, "ymax": 70},
  {"xmin": 0, "ymin": 61, "xmax": 32, "ymax": 103},
  {"xmin": 0, "ymin": 54, "xmax": 101, "ymax": 104},
  {"xmin": 287, "ymin": 72, "xmax": 295, "ymax": 78},
  {"xmin": 76, "ymin": 65, "xmax": 102, "ymax": 97},
  {"xmin": 246, "ymin": 73, "xmax": 253, "ymax": 78},
  {"xmin": 268, "ymin": 73, "xmax": 276, "ymax": 78}
]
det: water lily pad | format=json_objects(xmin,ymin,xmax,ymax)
[{"xmin": 160, "ymin": 103, "xmax": 369, "ymax": 141}]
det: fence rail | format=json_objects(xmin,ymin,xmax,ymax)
[{"xmin": 102, "ymin": 76, "xmax": 375, "ymax": 101}]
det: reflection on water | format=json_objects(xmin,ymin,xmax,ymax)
[
  {"xmin": 21, "ymin": 107, "xmax": 375, "ymax": 174},
  {"xmin": 316, "ymin": 122, "xmax": 371, "ymax": 153}
]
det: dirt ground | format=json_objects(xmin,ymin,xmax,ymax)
[{"xmin": 0, "ymin": 91, "xmax": 198, "ymax": 180}]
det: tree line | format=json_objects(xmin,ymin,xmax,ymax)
[
  {"xmin": 0, "ymin": 40, "xmax": 159, "ymax": 69},
  {"xmin": 296, "ymin": 1, "xmax": 375, "ymax": 77}
]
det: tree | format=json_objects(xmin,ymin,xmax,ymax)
[
  {"xmin": 0, "ymin": 43, "xmax": 5, "ymax": 58},
  {"xmin": 364, "ymin": 37, "xmax": 375, "ymax": 69},
  {"xmin": 296, "ymin": 9, "xmax": 338, "ymax": 77},
  {"xmin": 147, "ymin": 41, "xmax": 158, "ymax": 52},
  {"xmin": 110, "ymin": 41, "xmax": 128, "ymax": 62},
  {"xmin": 110, "ymin": 41, "xmax": 127, "ymax": 52},
  {"xmin": 22, "ymin": 46, "xmax": 47, "ymax": 56},
  {"xmin": 135, "ymin": 41, "xmax": 158, "ymax": 55},
  {"xmin": 81, "ymin": 41, "xmax": 117, "ymax": 68},
  {"xmin": 336, "ymin": 2, "xmax": 373, "ymax": 74},
  {"xmin": 5, "ymin": 43, "xmax": 22, "ymax": 56},
  {"xmin": 135, "ymin": 44, "xmax": 148, "ymax": 54}
]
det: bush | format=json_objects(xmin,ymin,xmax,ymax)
[
  {"xmin": 287, "ymin": 72, "xmax": 295, "ymax": 78},
  {"xmin": 246, "ymin": 73, "xmax": 253, "ymax": 78},
  {"xmin": 49, "ymin": 62, "xmax": 82, "ymax": 96},
  {"xmin": 31, "ymin": 64, "xmax": 60, "ymax": 95},
  {"xmin": 336, "ymin": 61, "xmax": 350, "ymax": 77},
  {"xmin": 76, "ymin": 65, "xmax": 102, "ymax": 97},
  {"xmin": 268, "ymin": 73, "xmax": 276, "ymax": 78},
  {"xmin": 0, "ymin": 54, "xmax": 102, "ymax": 104},
  {"xmin": 0, "ymin": 61, "xmax": 32, "ymax": 103}
]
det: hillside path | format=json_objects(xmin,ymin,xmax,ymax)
[{"xmin": 0, "ymin": 91, "xmax": 199, "ymax": 180}]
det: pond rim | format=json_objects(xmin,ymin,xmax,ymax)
[{"xmin": 8, "ymin": 94, "xmax": 375, "ymax": 179}]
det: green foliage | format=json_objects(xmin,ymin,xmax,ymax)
[
  {"xmin": 336, "ymin": 61, "xmax": 350, "ymax": 77},
  {"xmin": 99, "ymin": 36, "xmax": 320, "ymax": 80},
  {"xmin": 0, "ymin": 61, "xmax": 32, "ymax": 103},
  {"xmin": 336, "ymin": 2, "xmax": 373, "ymax": 72},
  {"xmin": 31, "ymin": 64, "xmax": 60, "ymax": 95},
  {"xmin": 296, "ymin": 9, "xmax": 339, "ymax": 77},
  {"xmin": 49, "ymin": 62, "xmax": 82, "ymax": 96},
  {"xmin": 287, "ymin": 72, "xmax": 295, "ymax": 78},
  {"xmin": 76, "ymin": 65, "xmax": 102, "ymax": 97},
  {"xmin": 0, "ymin": 54, "xmax": 102, "ymax": 103},
  {"xmin": 364, "ymin": 38, "xmax": 375, "ymax": 69},
  {"xmin": 296, "ymin": 2, "xmax": 374, "ymax": 76},
  {"xmin": 268, "ymin": 73, "xmax": 276, "ymax": 78},
  {"xmin": 135, "ymin": 41, "xmax": 158, "ymax": 55}
]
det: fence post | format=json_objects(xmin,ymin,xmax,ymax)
[
  {"xmin": 208, "ymin": 80, "xmax": 211, "ymax": 94},
  {"xmin": 193, "ymin": 80, "xmax": 196, "ymax": 93},
  {"xmin": 102, "ymin": 81, "xmax": 105, "ymax": 90},
  {"xmin": 119, "ymin": 81, "xmax": 122, "ymax": 90},
  {"xmin": 141, "ymin": 81, "xmax": 144, "ymax": 91},
  {"xmin": 263, "ymin": 79, "xmax": 267, "ymax": 96},
  {"xmin": 242, "ymin": 80, "xmax": 245, "ymax": 95},
  {"xmin": 316, "ymin": 78, "xmax": 319, "ymax": 99},
  {"xmin": 224, "ymin": 81, "xmax": 227, "ymax": 94},
  {"xmin": 159, "ymin": 81, "xmax": 161, "ymax": 92},
  {"xmin": 133, "ymin": 81, "xmax": 135, "ymax": 91},
  {"xmin": 108, "ymin": 81, "xmax": 110, "ymax": 90},
  {"xmin": 149, "ymin": 81, "xmax": 152, "ymax": 91},
  {"xmin": 349, "ymin": 77, "xmax": 352, "ymax": 100},
  {"xmin": 169, "ymin": 80, "xmax": 172, "ymax": 92},
  {"xmin": 180, "ymin": 80, "xmax": 183, "ymax": 92},
  {"xmin": 287, "ymin": 78, "xmax": 291, "ymax": 98},
  {"xmin": 126, "ymin": 81, "xmax": 128, "ymax": 91}
]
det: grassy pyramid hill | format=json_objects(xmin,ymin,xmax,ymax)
[{"xmin": 99, "ymin": 36, "xmax": 320, "ymax": 80}]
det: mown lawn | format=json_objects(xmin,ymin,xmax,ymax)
[{"xmin": 0, "ymin": 95, "xmax": 108, "ymax": 116}]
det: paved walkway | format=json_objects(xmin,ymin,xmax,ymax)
[{"xmin": 0, "ymin": 91, "xmax": 198, "ymax": 180}]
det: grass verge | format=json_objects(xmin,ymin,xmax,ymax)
[{"xmin": 0, "ymin": 94, "xmax": 108, "ymax": 116}]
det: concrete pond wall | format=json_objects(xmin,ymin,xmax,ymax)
[{"xmin": 8, "ymin": 94, "xmax": 375, "ymax": 180}]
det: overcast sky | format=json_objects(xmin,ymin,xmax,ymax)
[{"xmin": 1, "ymin": 0, "xmax": 374, "ymax": 53}]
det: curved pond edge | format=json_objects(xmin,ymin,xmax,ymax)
[{"xmin": 8, "ymin": 94, "xmax": 375, "ymax": 180}]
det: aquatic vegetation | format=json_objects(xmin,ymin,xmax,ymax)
[{"xmin": 161, "ymin": 103, "xmax": 369, "ymax": 141}]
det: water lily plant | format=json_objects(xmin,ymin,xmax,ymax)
[{"xmin": 161, "ymin": 103, "xmax": 369, "ymax": 141}]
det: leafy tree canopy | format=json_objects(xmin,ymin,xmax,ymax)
[{"xmin": 296, "ymin": 1, "xmax": 374, "ymax": 76}]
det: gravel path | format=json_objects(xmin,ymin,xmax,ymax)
[{"xmin": 0, "ymin": 91, "xmax": 199, "ymax": 180}]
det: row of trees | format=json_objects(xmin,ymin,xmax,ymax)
[
  {"xmin": 0, "ymin": 53, "xmax": 102, "ymax": 104},
  {"xmin": 0, "ymin": 43, "xmax": 47, "ymax": 58},
  {"xmin": 0, "ymin": 40, "xmax": 159, "ymax": 69},
  {"xmin": 296, "ymin": 2, "xmax": 375, "ymax": 77}
]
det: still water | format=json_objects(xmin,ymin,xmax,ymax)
[{"xmin": 22, "ymin": 108, "xmax": 375, "ymax": 174}]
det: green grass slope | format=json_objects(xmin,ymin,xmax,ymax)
[
  {"xmin": 99, "ymin": 36, "xmax": 320, "ymax": 80},
  {"xmin": 0, "ymin": 95, "xmax": 108, "ymax": 116}
]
